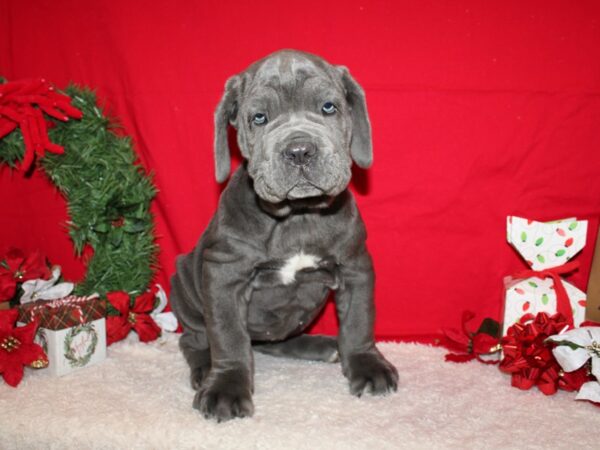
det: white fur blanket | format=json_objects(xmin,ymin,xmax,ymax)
[{"xmin": 1, "ymin": 333, "xmax": 596, "ymax": 449}]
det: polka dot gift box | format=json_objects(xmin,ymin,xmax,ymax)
[{"xmin": 502, "ymin": 216, "xmax": 588, "ymax": 337}]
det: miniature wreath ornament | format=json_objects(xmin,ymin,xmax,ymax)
[{"xmin": 64, "ymin": 323, "xmax": 99, "ymax": 368}]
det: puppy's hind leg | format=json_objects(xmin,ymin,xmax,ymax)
[{"xmin": 253, "ymin": 334, "xmax": 339, "ymax": 363}]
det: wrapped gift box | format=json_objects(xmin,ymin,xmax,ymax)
[
  {"xmin": 502, "ymin": 216, "xmax": 588, "ymax": 337},
  {"xmin": 18, "ymin": 294, "xmax": 107, "ymax": 376}
]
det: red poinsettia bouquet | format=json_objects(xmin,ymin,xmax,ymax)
[
  {"xmin": 0, "ymin": 248, "xmax": 51, "ymax": 308},
  {"xmin": 105, "ymin": 286, "xmax": 162, "ymax": 345},
  {"xmin": 0, "ymin": 309, "xmax": 48, "ymax": 387}
]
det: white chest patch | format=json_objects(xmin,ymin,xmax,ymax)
[{"xmin": 279, "ymin": 252, "xmax": 320, "ymax": 285}]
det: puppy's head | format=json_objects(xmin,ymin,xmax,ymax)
[{"xmin": 214, "ymin": 50, "xmax": 372, "ymax": 208}]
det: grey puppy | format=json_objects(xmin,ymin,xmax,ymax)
[{"xmin": 170, "ymin": 49, "xmax": 398, "ymax": 422}]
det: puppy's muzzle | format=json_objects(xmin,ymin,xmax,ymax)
[{"xmin": 283, "ymin": 140, "xmax": 317, "ymax": 166}]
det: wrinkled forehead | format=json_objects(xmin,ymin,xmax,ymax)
[{"xmin": 245, "ymin": 54, "xmax": 342, "ymax": 105}]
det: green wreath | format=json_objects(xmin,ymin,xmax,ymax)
[
  {"xmin": 64, "ymin": 323, "xmax": 99, "ymax": 368},
  {"xmin": 36, "ymin": 328, "xmax": 49, "ymax": 355},
  {"xmin": 0, "ymin": 77, "xmax": 157, "ymax": 298}
]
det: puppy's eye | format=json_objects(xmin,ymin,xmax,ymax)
[
  {"xmin": 253, "ymin": 113, "xmax": 268, "ymax": 126},
  {"xmin": 321, "ymin": 102, "xmax": 337, "ymax": 115}
]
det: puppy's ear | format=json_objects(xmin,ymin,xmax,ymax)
[
  {"xmin": 337, "ymin": 66, "xmax": 373, "ymax": 169},
  {"xmin": 214, "ymin": 75, "xmax": 240, "ymax": 183}
]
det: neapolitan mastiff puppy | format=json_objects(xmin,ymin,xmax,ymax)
[{"xmin": 170, "ymin": 50, "xmax": 398, "ymax": 421}]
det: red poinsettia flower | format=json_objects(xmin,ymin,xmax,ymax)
[
  {"xmin": 0, "ymin": 309, "xmax": 48, "ymax": 387},
  {"xmin": 557, "ymin": 365, "xmax": 591, "ymax": 392},
  {"xmin": 105, "ymin": 287, "xmax": 161, "ymax": 345},
  {"xmin": 442, "ymin": 311, "xmax": 500, "ymax": 364},
  {"xmin": 0, "ymin": 248, "xmax": 50, "ymax": 302}
]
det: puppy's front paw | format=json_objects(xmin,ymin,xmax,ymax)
[
  {"xmin": 190, "ymin": 366, "xmax": 209, "ymax": 391},
  {"xmin": 344, "ymin": 351, "xmax": 398, "ymax": 397},
  {"xmin": 194, "ymin": 369, "xmax": 254, "ymax": 422}
]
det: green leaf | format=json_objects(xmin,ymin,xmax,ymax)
[
  {"xmin": 546, "ymin": 340, "xmax": 584, "ymax": 351},
  {"xmin": 568, "ymin": 222, "xmax": 578, "ymax": 230},
  {"xmin": 542, "ymin": 293, "xmax": 549, "ymax": 305},
  {"xmin": 105, "ymin": 302, "xmax": 121, "ymax": 316},
  {"xmin": 528, "ymin": 281, "xmax": 538, "ymax": 288},
  {"xmin": 111, "ymin": 228, "xmax": 124, "ymax": 248},
  {"xmin": 555, "ymin": 249, "xmax": 566, "ymax": 257},
  {"xmin": 93, "ymin": 222, "xmax": 110, "ymax": 233},
  {"xmin": 535, "ymin": 237, "xmax": 544, "ymax": 246},
  {"xmin": 537, "ymin": 254, "xmax": 545, "ymax": 263},
  {"xmin": 476, "ymin": 318, "xmax": 501, "ymax": 338},
  {"xmin": 123, "ymin": 218, "xmax": 146, "ymax": 233},
  {"xmin": 521, "ymin": 231, "xmax": 527, "ymax": 243}
]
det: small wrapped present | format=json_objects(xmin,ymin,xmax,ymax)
[
  {"xmin": 18, "ymin": 294, "xmax": 107, "ymax": 376},
  {"xmin": 502, "ymin": 216, "xmax": 588, "ymax": 337}
]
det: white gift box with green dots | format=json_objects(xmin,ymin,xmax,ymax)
[{"xmin": 502, "ymin": 216, "xmax": 588, "ymax": 337}]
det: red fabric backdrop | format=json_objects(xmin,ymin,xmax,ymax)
[{"xmin": 1, "ymin": 0, "xmax": 599, "ymax": 341}]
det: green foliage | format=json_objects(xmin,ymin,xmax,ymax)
[
  {"xmin": 0, "ymin": 83, "xmax": 158, "ymax": 297},
  {"xmin": 0, "ymin": 121, "xmax": 26, "ymax": 167},
  {"xmin": 476, "ymin": 318, "xmax": 500, "ymax": 338}
]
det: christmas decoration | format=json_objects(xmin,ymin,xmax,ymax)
[
  {"xmin": 105, "ymin": 287, "xmax": 162, "ymax": 345},
  {"xmin": 0, "ymin": 77, "xmax": 158, "ymax": 298},
  {"xmin": 151, "ymin": 284, "xmax": 178, "ymax": 333},
  {"xmin": 442, "ymin": 311, "xmax": 500, "ymax": 363},
  {"xmin": 502, "ymin": 216, "xmax": 588, "ymax": 336},
  {"xmin": 20, "ymin": 266, "xmax": 74, "ymax": 304},
  {"xmin": 0, "ymin": 248, "xmax": 50, "ymax": 305},
  {"xmin": 0, "ymin": 78, "xmax": 82, "ymax": 172},
  {"xmin": 547, "ymin": 326, "xmax": 600, "ymax": 403},
  {"xmin": 18, "ymin": 294, "xmax": 105, "ymax": 329},
  {"xmin": 17, "ymin": 295, "xmax": 106, "ymax": 376},
  {"xmin": 63, "ymin": 323, "xmax": 99, "ymax": 368},
  {"xmin": 0, "ymin": 309, "xmax": 48, "ymax": 387},
  {"xmin": 442, "ymin": 215, "xmax": 596, "ymax": 406},
  {"xmin": 498, "ymin": 312, "xmax": 587, "ymax": 395},
  {"xmin": 443, "ymin": 310, "xmax": 593, "ymax": 399}
]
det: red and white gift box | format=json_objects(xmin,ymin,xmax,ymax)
[{"xmin": 502, "ymin": 216, "xmax": 588, "ymax": 337}]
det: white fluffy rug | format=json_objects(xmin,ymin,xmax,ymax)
[{"xmin": 1, "ymin": 333, "xmax": 597, "ymax": 449}]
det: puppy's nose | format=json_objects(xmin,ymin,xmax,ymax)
[{"xmin": 283, "ymin": 141, "xmax": 317, "ymax": 166}]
